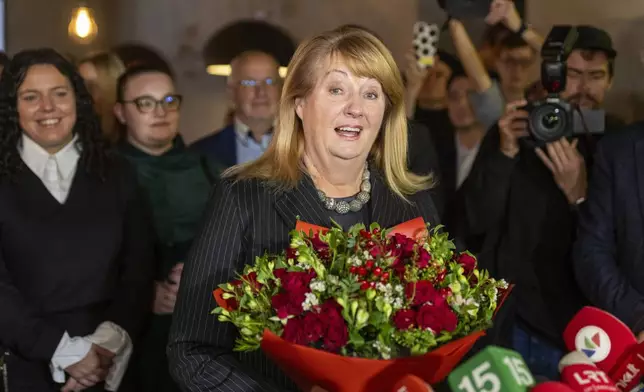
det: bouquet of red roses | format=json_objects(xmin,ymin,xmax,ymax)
[{"xmin": 213, "ymin": 218, "xmax": 509, "ymax": 391}]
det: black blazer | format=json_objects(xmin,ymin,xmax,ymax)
[
  {"xmin": 0, "ymin": 157, "xmax": 154, "ymax": 391},
  {"xmin": 168, "ymin": 168, "xmax": 440, "ymax": 392},
  {"xmin": 574, "ymin": 123, "xmax": 644, "ymax": 332}
]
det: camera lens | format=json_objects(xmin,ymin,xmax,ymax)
[
  {"xmin": 530, "ymin": 103, "xmax": 568, "ymax": 142},
  {"xmin": 541, "ymin": 111, "xmax": 560, "ymax": 130}
]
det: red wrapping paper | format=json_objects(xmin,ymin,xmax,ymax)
[{"xmin": 213, "ymin": 218, "xmax": 512, "ymax": 391}]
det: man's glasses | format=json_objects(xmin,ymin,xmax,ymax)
[
  {"xmin": 121, "ymin": 94, "xmax": 183, "ymax": 113},
  {"xmin": 238, "ymin": 78, "xmax": 279, "ymax": 88}
]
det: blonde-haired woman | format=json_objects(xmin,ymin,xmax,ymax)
[
  {"xmin": 168, "ymin": 26, "xmax": 440, "ymax": 391},
  {"xmin": 78, "ymin": 51, "xmax": 126, "ymax": 143}
]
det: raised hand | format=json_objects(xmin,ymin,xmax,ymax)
[
  {"xmin": 485, "ymin": 0, "xmax": 513, "ymax": 25},
  {"xmin": 535, "ymin": 138, "xmax": 587, "ymax": 204},
  {"xmin": 498, "ymin": 100, "xmax": 530, "ymax": 158}
]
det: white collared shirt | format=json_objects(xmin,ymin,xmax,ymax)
[
  {"xmin": 19, "ymin": 134, "xmax": 80, "ymax": 203},
  {"xmin": 455, "ymin": 135, "xmax": 481, "ymax": 189},
  {"xmin": 234, "ymin": 118, "xmax": 273, "ymax": 164}
]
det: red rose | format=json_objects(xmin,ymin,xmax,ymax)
[
  {"xmin": 323, "ymin": 318, "xmax": 349, "ymax": 352},
  {"xmin": 271, "ymin": 291, "xmax": 306, "ymax": 318},
  {"xmin": 369, "ymin": 244, "xmax": 382, "ymax": 258},
  {"xmin": 389, "ymin": 233, "xmax": 415, "ymax": 255},
  {"xmin": 391, "ymin": 257, "xmax": 407, "ymax": 279},
  {"xmin": 457, "ymin": 253, "xmax": 477, "ymax": 275},
  {"xmin": 319, "ymin": 300, "xmax": 344, "ymax": 322},
  {"xmin": 393, "ymin": 309, "xmax": 417, "ymax": 330},
  {"xmin": 283, "ymin": 317, "xmax": 308, "ymax": 345},
  {"xmin": 281, "ymin": 271, "xmax": 315, "ymax": 296},
  {"xmin": 274, "ymin": 268, "xmax": 287, "ymax": 281},
  {"xmin": 416, "ymin": 302, "xmax": 458, "ymax": 333},
  {"xmin": 302, "ymin": 311, "xmax": 325, "ymax": 344},
  {"xmin": 310, "ymin": 232, "xmax": 330, "ymax": 260},
  {"xmin": 416, "ymin": 248, "xmax": 432, "ymax": 269},
  {"xmin": 405, "ymin": 281, "xmax": 439, "ymax": 306},
  {"xmin": 286, "ymin": 247, "xmax": 297, "ymax": 261}
]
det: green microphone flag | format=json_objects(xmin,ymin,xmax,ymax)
[{"xmin": 448, "ymin": 346, "xmax": 536, "ymax": 392}]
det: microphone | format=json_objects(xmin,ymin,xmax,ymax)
[
  {"xmin": 392, "ymin": 375, "xmax": 434, "ymax": 392},
  {"xmin": 608, "ymin": 341, "xmax": 644, "ymax": 391},
  {"xmin": 558, "ymin": 351, "xmax": 619, "ymax": 391},
  {"xmin": 447, "ymin": 345, "xmax": 536, "ymax": 391},
  {"xmin": 564, "ymin": 307, "xmax": 638, "ymax": 373},
  {"xmin": 531, "ymin": 382, "xmax": 576, "ymax": 391}
]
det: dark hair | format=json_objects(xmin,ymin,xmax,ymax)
[
  {"xmin": 0, "ymin": 52, "xmax": 10, "ymax": 69},
  {"xmin": 116, "ymin": 64, "xmax": 175, "ymax": 102},
  {"xmin": 0, "ymin": 48, "xmax": 110, "ymax": 180},
  {"xmin": 577, "ymin": 49, "xmax": 615, "ymax": 78},
  {"xmin": 498, "ymin": 33, "xmax": 531, "ymax": 51},
  {"xmin": 482, "ymin": 24, "xmax": 512, "ymax": 47},
  {"xmin": 112, "ymin": 42, "xmax": 173, "ymax": 75}
]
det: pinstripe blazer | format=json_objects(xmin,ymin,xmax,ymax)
[{"xmin": 167, "ymin": 167, "xmax": 440, "ymax": 392}]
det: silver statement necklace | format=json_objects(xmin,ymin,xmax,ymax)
[{"xmin": 317, "ymin": 165, "xmax": 371, "ymax": 214}]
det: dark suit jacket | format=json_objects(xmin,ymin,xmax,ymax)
[
  {"xmin": 0, "ymin": 157, "xmax": 154, "ymax": 391},
  {"xmin": 191, "ymin": 125, "xmax": 237, "ymax": 168},
  {"xmin": 574, "ymin": 123, "xmax": 644, "ymax": 332},
  {"xmin": 168, "ymin": 168, "xmax": 440, "ymax": 392}
]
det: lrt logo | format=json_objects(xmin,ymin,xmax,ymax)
[{"xmin": 575, "ymin": 326, "xmax": 611, "ymax": 363}]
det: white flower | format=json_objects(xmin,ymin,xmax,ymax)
[
  {"xmin": 302, "ymin": 292, "xmax": 319, "ymax": 311},
  {"xmin": 394, "ymin": 285, "xmax": 404, "ymax": 294},
  {"xmin": 393, "ymin": 298, "xmax": 404, "ymax": 309},
  {"xmin": 348, "ymin": 256, "xmax": 362, "ymax": 266},
  {"xmin": 372, "ymin": 340, "xmax": 392, "ymax": 360},
  {"xmin": 327, "ymin": 275, "xmax": 340, "ymax": 285},
  {"xmin": 310, "ymin": 279, "xmax": 326, "ymax": 293}
]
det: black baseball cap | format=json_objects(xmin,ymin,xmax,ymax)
[{"xmin": 573, "ymin": 25, "xmax": 617, "ymax": 58}]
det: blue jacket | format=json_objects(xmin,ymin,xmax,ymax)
[
  {"xmin": 574, "ymin": 122, "xmax": 644, "ymax": 332},
  {"xmin": 190, "ymin": 125, "xmax": 237, "ymax": 169}
]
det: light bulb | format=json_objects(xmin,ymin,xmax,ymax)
[{"xmin": 68, "ymin": 6, "xmax": 98, "ymax": 43}]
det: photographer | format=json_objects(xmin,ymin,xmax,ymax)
[{"xmin": 461, "ymin": 25, "xmax": 623, "ymax": 380}]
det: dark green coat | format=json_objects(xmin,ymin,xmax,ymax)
[{"xmin": 119, "ymin": 137, "xmax": 219, "ymax": 392}]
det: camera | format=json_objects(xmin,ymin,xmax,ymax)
[
  {"xmin": 436, "ymin": 0, "xmax": 492, "ymax": 19},
  {"xmin": 522, "ymin": 25, "xmax": 579, "ymax": 144}
]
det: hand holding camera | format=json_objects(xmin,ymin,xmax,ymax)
[
  {"xmin": 498, "ymin": 100, "xmax": 530, "ymax": 158},
  {"xmin": 535, "ymin": 138, "xmax": 587, "ymax": 205}
]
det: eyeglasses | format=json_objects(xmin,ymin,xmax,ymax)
[
  {"xmin": 238, "ymin": 78, "xmax": 279, "ymax": 88},
  {"xmin": 121, "ymin": 94, "xmax": 183, "ymax": 113}
]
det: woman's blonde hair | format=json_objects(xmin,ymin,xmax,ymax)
[
  {"xmin": 78, "ymin": 51, "xmax": 126, "ymax": 143},
  {"xmin": 228, "ymin": 26, "xmax": 433, "ymax": 200}
]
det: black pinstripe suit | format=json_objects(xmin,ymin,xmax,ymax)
[{"xmin": 167, "ymin": 167, "xmax": 440, "ymax": 392}]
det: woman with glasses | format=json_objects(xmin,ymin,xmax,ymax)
[{"xmin": 113, "ymin": 64, "xmax": 220, "ymax": 392}]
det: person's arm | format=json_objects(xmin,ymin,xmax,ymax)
[
  {"xmin": 573, "ymin": 137, "xmax": 644, "ymax": 332},
  {"xmin": 449, "ymin": 19, "xmax": 492, "ymax": 93},
  {"xmin": 103, "ymin": 161, "xmax": 155, "ymax": 341},
  {"xmin": 501, "ymin": 1, "xmax": 544, "ymax": 52},
  {"xmin": 168, "ymin": 179, "xmax": 280, "ymax": 392}
]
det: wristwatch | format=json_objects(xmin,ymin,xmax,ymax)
[
  {"xmin": 570, "ymin": 196, "xmax": 586, "ymax": 212},
  {"xmin": 516, "ymin": 21, "xmax": 528, "ymax": 36}
]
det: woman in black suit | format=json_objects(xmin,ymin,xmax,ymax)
[
  {"xmin": 168, "ymin": 26, "xmax": 440, "ymax": 392},
  {"xmin": 0, "ymin": 48, "xmax": 154, "ymax": 391}
]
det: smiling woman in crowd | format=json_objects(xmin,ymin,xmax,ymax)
[{"xmin": 0, "ymin": 48, "xmax": 154, "ymax": 391}]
